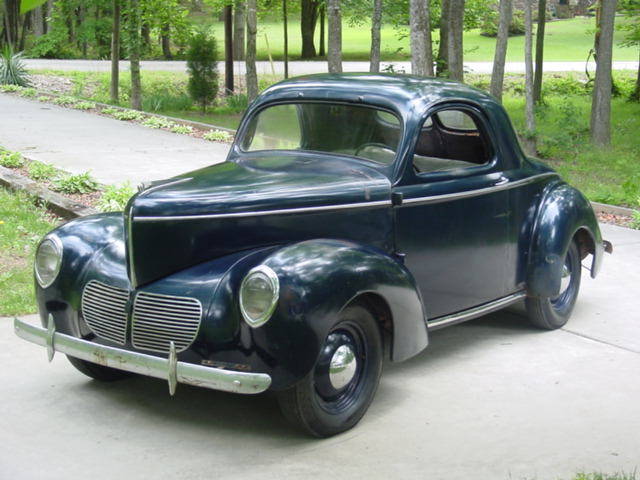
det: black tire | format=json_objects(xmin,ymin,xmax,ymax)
[
  {"xmin": 67, "ymin": 356, "xmax": 132, "ymax": 382},
  {"xmin": 526, "ymin": 240, "xmax": 582, "ymax": 330},
  {"xmin": 277, "ymin": 303, "xmax": 383, "ymax": 437}
]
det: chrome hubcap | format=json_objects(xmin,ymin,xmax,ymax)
[{"xmin": 329, "ymin": 345, "xmax": 357, "ymax": 390}]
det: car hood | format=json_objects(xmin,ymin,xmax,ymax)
[{"xmin": 126, "ymin": 153, "xmax": 393, "ymax": 287}]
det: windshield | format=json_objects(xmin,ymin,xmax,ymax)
[{"xmin": 240, "ymin": 103, "xmax": 402, "ymax": 166}]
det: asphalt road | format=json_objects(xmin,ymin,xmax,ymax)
[{"xmin": 1, "ymin": 223, "xmax": 638, "ymax": 480}]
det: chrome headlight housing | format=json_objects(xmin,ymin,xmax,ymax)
[
  {"xmin": 239, "ymin": 265, "xmax": 279, "ymax": 328},
  {"xmin": 34, "ymin": 235, "xmax": 63, "ymax": 288}
]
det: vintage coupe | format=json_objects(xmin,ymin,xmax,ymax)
[{"xmin": 16, "ymin": 74, "xmax": 610, "ymax": 437}]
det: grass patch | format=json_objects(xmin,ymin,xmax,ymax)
[
  {"xmin": 0, "ymin": 188, "xmax": 57, "ymax": 316},
  {"xmin": 572, "ymin": 472, "xmax": 638, "ymax": 480}
]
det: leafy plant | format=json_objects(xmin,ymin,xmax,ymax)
[
  {"xmin": 101, "ymin": 107, "xmax": 120, "ymax": 115},
  {"xmin": 52, "ymin": 95, "xmax": 79, "ymax": 106},
  {"xmin": 110, "ymin": 109, "xmax": 145, "ymax": 121},
  {"xmin": 0, "ymin": 151, "xmax": 24, "ymax": 168},
  {"xmin": 73, "ymin": 101, "xmax": 97, "ymax": 110},
  {"xmin": 0, "ymin": 84, "xmax": 23, "ymax": 92},
  {"xmin": 53, "ymin": 172, "xmax": 100, "ymax": 194},
  {"xmin": 142, "ymin": 116, "xmax": 175, "ymax": 129},
  {"xmin": 480, "ymin": 9, "xmax": 525, "ymax": 37},
  {"xmin": 37, "ymin": 95, "xmax": 51, "ymax": 102},
  {"xmin": 27, "ymin": 162, "xmax": 58, "ymax": 181},
  {"xmin": 225, "ymin": 93, "xmax": 248, "ymax": 113},
  {"xmin": 170, "ymin": 124, "xmax": 194, "ymax": 134},
  {"xmin": 0, "ymin": 47, "xmax": 31, "ymax": 87},
  {"xmin": 19, "ymin": 88, "xmax": 37, "ymax": 98},
  {"xmin": 97, "ymin": 182, "xmax": 135, "ymax": 212},
  {"xmin": 203, "ymin": 130, "xmax": 233, "ymax": 142},
  {"xmin": 186, "ymin": 31, "xmax": 219, "ymax": 112}
]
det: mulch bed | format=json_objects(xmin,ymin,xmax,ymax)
[{"xmin": 597, "ymin": 212, "xmax": 636, "ymax": 229}]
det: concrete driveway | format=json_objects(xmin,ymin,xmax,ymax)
[{"xmin": 1, "ymin": 223, "xmax": 638, "ymax": 480}]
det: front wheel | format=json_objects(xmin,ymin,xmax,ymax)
[
  {"xmin": 526, "ymin": 240, "xmax": 582, "ymax": 330},
  {"xmin": 277, "ymin": 303, "xmax": 383, "ymax": 437}
]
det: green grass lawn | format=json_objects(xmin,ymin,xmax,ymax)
[
  {"xmin": 0, "ymin": 189, "xmax": 57, "ymax": 316},
  {"xmin": 202, "ymin": 17, "xmax": 638, "ymax": 62}
]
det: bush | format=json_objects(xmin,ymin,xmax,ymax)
[
  {"xmin": 0, "ymin": 151, "xmax": 24, "ymax": 168},
  {"xmin": 110, "ymin": 109, "xmax": 144, "ymax": 121},
  {"xmin": 187, "ymin": 31, "xmax": 219, "ymax": 112},
  {"xmin": 171, "ymin": 124, "xmax": 194, "ymax": 134},
  {"xmin": 97, "ymin": 182, "xmax": 135, "ymax": 212},
  {"xmin": 52, "ymin": 95, "xmax": 80, "ymax": 107},
  {"xmin": 142, "ymin": 116, "xmax": 175, "ymax": 129},
  {"xmin": 226, "ymin": 93, "xmax": 248, "ymax": 113},
  {"xmin": 0, "ymin": 47, "xmax": 31, "ymax": 87},
  {"xmin": 480, "ymin": 9, "xmax": 525, "ymax": 37},
  {"xmin": 27, "ymin": 162, "xmax": 58, "ymax": 181},
  {"xmin": 203, "ymin": 130, "xmax": 233, "ymax": 142},
  {"xmin": 73, "ymin": 101, "xmax": 97, "ymax": 110},
  {"xmin": 53, "ymin": 172, "xmax": 100, "ymax": 194},
  {"xmin": 28, "ymin": 32, "xmax": 80, "ymax": 59}
]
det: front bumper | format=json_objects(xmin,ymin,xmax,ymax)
[{"xmin": 14, "ymin": 315, "xmax": 272, "ymax": 395}]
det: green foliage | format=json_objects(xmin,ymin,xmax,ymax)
[
  {"xmin": 27, "ymin": 162, "xmax": 58, "ymax": 181},
  {"xmin": 226, "ymin": 93, "xmax": 249, "ymax": 113},
  {"xmin": 109, "ymin": 109, "xmax": 145, "ymax": 121},
  {"xmin": 97, "ymin": 182, "xmax": 135, "ymax": 212},
  {"xmin": 101, "ymin": 107, "xmax": 121, "ymax": 115},
  {"xmin": 170, "ymin": 124, "xmax": 194, "ymax": 134},
  {"xmin": 28, "ymin": 31, "xmax": 81, "ymax": 59},
  {"xmin": 52, "ymin": 95, "xmax": 80, "ymax": 106},
  {"xmin": 0, "ymin": 47, "xmax": 31, "ymax": 87},
  {"xmin": 37, "ymin": 95, "xmax": 51, "ymax": 102},
  {"xmin": 53, "ymin": 172, "xmax": 100, "ymax": 194},
  {"xmin": 573, "ymin": 472, "xmax": 638, "ymax": 480},
  {"xmin": 0, "ymin": 84, "xmax": 23, "ymax": 92},
  {"xmin": 203, "ymin": 130, "xmax": 233, "ymax": 142},
  {"xmin": 73, "ymin": 101, "xmax": 97, "ymax": 110},
  {"xmin": 142, "ymin": 116, "xmax": 175, "ymax": 129},
  {"xmin": 142, "ymin": 91, "xmax": 193, "ymax": 112},
  {"xmin": 0, "ymin": 151, "xmax": 25, "ymax": 168},
  {"xmin": 186, "ymin": 31, "xmax": 219, "ymax": 112},
  {"xmin": 19, "ymin": 88, "xmax": 37, "ymax": 98},
  {"xmin": 480, "ymin": 9, "xmax": 525, "ymax": 37}
]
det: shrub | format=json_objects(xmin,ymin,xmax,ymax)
[
  {"xmin": 19, "ymin": 87, "xmax": 37, "ymax": 98},
  {"xmin": 0, "ymin": 46, "xmax": 31, "ymax": 87},
  {"xmin": 110, "ymin": 109, "xmax": 144, "ymax": 121},
  {"xmin": 73, "ymin": 101, "xmax": 96, "ymax": 110},
  {"xmin": 226, "ymin": 93, "xmax": 248, "ymax": 113},
  {"xmin": 142, "ymin": 116, "xmax": 175, "ymax": 129},
  {"xmin": 52, "ymin": 95, "xmax": 79, "ymax": 106},
  {"xmin": 0, "ymin": 84, "xmax": 22, "ymax": 92},
  {"xmin": 186, "ymin": 31, "xmax": 219, "ymax": 112},
  {"xmin": 480, "ymin": 9, "xmax": 525, "ymax": 37},
  {"xmin": 27, "ymin": 162, "xmax": 58, "ymax": 181},
  {"xmin": 171, "ymin": 124, "xmax": 194, "ymax": 134},
  {"xmin": 142, "ymin": 91, "xmax": 193, "ymax": 112},
  {"xmin": 37, "ymin": 95, "xmax": 51, "ymax": 102},
  {"xmin": 97, "ymin": 182, "xmax": 135, "ymax": 212},
  {"xmin": 53, "ymin": 172, "xmax": 100, "ymax": 194},
  {"xmin": 27, "ymin": 31, "xmax": 80, "ymax": 59},
  {"xmin": 0, "ymin": 151, "xmax": 24, "ymax": 168},
  {"xmin": 101, "ymin": 107, "xmax": 120, "ymax": 115},
  {"xmin": 203, "ymin": 130, "xmax": 233, "ymax": 142}
]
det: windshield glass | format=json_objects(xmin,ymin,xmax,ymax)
[{"xmin": 240, "ymin": 103, "xmax": 402, "ymax": 166}]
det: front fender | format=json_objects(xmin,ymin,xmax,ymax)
[{"xmin": 527, "ymin": 183, "xmax": 603, "ymax": 297}]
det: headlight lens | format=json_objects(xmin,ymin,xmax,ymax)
[
  {"xmin": 34, "ymin": 235, "xmax": 63, "ymax": 288},
  {"xmin": 239, "ymin": 265, "xmax": 279, "ymax": 327}
]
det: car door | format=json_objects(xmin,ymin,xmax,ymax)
[{"xmin": 394, "ymin": 104, "xmax": 514, "ymax": 320}]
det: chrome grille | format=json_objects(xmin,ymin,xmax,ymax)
[
  {"xmin": 81, "ymin": 280, "xmax": 129, "ymax": 345},
  {"xmin": 131, "ymin": 292, "xmax": 202, "ymax": 353}
]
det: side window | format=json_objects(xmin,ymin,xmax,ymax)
[{"xmin": 413, "ymin": 108, "xmax": 492, "ymax": 175}]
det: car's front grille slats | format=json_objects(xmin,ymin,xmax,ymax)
[
  {"xmin": 81, "ymin": 280, "xmax": 129, "ymax": 345},
  {"xmin": 131, "ymin": 292, "xmax": 202, "ymax": 353}
]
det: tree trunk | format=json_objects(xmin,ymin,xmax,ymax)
[
  {"xmin": 410, "ymin": 0, "xmax": 428, "ymax": 76},
  {"xmin": 233, "ymin": 0, "xmax": 245, "ymax": 61},
  {"xmin": 3, "ymin": 0, "xmax": 20, "ymax": 47},
  {"xmin": 523, "ymin": 0, "xmax": 536, "ymax": 155},
  {"xmin": 490, "ymin": 0, "xmax": 512, "ymax": 102},
  {"xmin": 127, "ymin": 0, "xmax": 142, "ymax": 110},
  {"xmin": 590, "ymin": 0, "xmax": 617, "ymax": 146},
  {"xmin": 18, "ymin": 12, "xmax": 29, "ymax": 51},
  {"xmin": 111, "ymin": 0, "xmax": 121, "ymax": 103},
  {"xmin": 246, "ymin": 0, "xmax": 258, "ymax": 101},
  {"xmin": 447, "ymin": 0, "xmax": 464, "ymax": 81},
  {"xmin": 141, "ymin": 21, "xmax": 151, "ymax": 52},
  {"xmin": 33, "ymin": 6, "xmax": 44, "ymax": 37},
  {"xmin": 224, "ymin": 4, "xmax": 234, "ymax": 94},
  {"xmin": 533, "ymin": 0, "xmax": 546, "ymax": 103},
  {"xmin": 44, "ymin": 0, "xmax": 53, "ymax": 34},
  {"xmin": 631, "ymin": 47, "xmax": 640, "ymax": 102},
  {"xmin": 369, "ymin": 0, "xmax": 382, "ymax": 72},
  {"xmin": 319, "ymin": 4, "xmax": 326, "ymax": 57},
  {"xmin": 161, "ymin": 23, "xmax": 172, "ymax": 59},
  {"xmin": 436, "ymin": 0, "xmax": 449, "ymax": 76},
  {"xmin": 327, "ymin": 0, "xmax": 342, "ymax": 73},
  {"xmin": 283, "ymin": 0, "xmax": 289, "ymax": 78},
  {"xmin": 300, "ymin": 0, "xmax": 318, "ymax": 59}
]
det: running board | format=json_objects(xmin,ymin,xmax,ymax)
[{"xmin": 427, "ymin": 291, "xmax": 527, "ymax": 331}]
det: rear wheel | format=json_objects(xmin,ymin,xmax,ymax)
[
  {"xmin": 67, "ymin": 356, "xmax": 132, "ymax": 382},
  {"xmin": 526, "ymin": 240, "xmax": 582, "ymax": 330},
  {"xmin": 277, "ymin": 303, "xmax": 383, "ymax": 437}
]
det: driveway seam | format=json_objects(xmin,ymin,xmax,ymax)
[{"xmin": 560, "ymin": 328, "xmax": 640, "ymax": 355}]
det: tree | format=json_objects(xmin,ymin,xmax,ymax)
[
  {"xmin": 110, "ymin": 0, "xmax": 121, "ymax": 103},
  {"xmin": 187, "ymin": 31, "xmax": 219, "ymax": 111},
  {"xmin": 233, "ymin": 0, "xmax": 245, "ymax": 60},
  {"xmin": 533, "ymin": 0, "xmax": 547, "ymax": 103},
  {"xmin": 619, "ymin": 0, "xmax": 640, "ymax": 101},
  {"xmin": 301, "ymin": 0, "xmax": 319, "ymax": 58},
  {"xmin": 591, "ymin": 0, "xmax": 617, "ymax": 146},
  {"xmin": 369, "ymin": 0, "xmax": 382, "ymax": 72},
  {"xmin": 224, "ymin": 4, "xmax": 233, "ymax": 94},
  {"xmin": 327, "ymin": 0, "xmax": 342, "ymax": 72},
  {"xmin": 319, "ymin": 3, "xmax": 326, "ymax": 56},
  {"xmin": 490, "ymin": 0, "xmax": 512, "ymax": 102},
  {"xmin": 3, "ymin": 0, "xmax": 20, "ymax": 47},
  {"xmin": 523, "ymin": 0, "xmax": 536, "ymax": 154},
  {"xmin": 283, "ymin": 0, "xmax": 289, "ymax": 78},
  {"xmin": 126, "ymin": 0, "xmax": 142, "ymax": 110},
  {"xmin": 447, "ymin": 0, "xmax": 465, "ymax": 81},
  {"xmin": 246, "ymin": 0, "xmax": 258, "ymax": 101},
  {"xmin": 436, "ymin": 0, "xmax": 450, "ymax": 75},
  {"xmin": 410, "ymin": 0, "xmax": 433, "ymax": 76}
]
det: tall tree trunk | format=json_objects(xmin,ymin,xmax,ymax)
[
  {"xmin": 224, "ymin": 4, "xmax": 234, "ymax": 94},
  {"xmin": 246, "ymin": 0, "xmax": 258, "ymax": 101},
  {"xmin": 128, "ymin": 0, "xmax": 142, "ymax": 110},
  {"xmin": 44, "ymin": 0, "xmax": 53, "ymax": 34},
  {"xmin": 590, "ymin": 0, "xmax": 617, "ymax": 146},
  {"xmin": 283, "ymin": 0, "xmax": 289, "ymax": 78},
  {"xmin": 111, "ymin": 0, "xmax": 121, "ymax": 103},
  {"xmin": 3, "ymin": 0, "xmax": 20, "ymax": 47},
  {"xmin": 631, "ymin": 47, "xmax": 640, "ymax": 102},
  {"xmin": 141, "ymin": 21, "xmax": 150, "ymax": 52},
  {"xmin": 18, "ymin": 12, "xmax": 29, "ymax": 51},
  {"xmin": 369, "ymin": 0, "xmax": 382, "ymax": 72},
  {"xmin": 447, "ymin": 0, "xmax": 464, "ymax": 81},
  {"xmin": 233, "ymin": 0, "xmax": 245, "ymax": 61},
  {"xmin": 410, "ymin": 0, "xmax": 429, "ymax": 76},
  {"xmin": 300, "ymin": 0, "xmax": 318, "ymax": 58},
  {"xmin": 533, "ymin": 0, "xmax": 546, "ymax": 103},
  {"xmin": 327, "ymin": 0, "xmax": 342, "ymax": 73},
  {"xmin": 490, "ymin": 0, "xmax": 512, "ymax": 102},
  {"xmin": 33, "ymin": 6, "xmax": 44, "ymax": 37},
  {"xmin": 436, "ymin": 0, "xmax": 449, "ymax": 76},
  {"xmin": 523, "ymin": 0, "xmax": 536, "ymax": 154},
  {"xmin": 319, "ymin": 4, "xmax": 325, "ymax": 56},
  {"xmin": 161, "ymin": 23, "xmax": 172, "ymax": 59}
]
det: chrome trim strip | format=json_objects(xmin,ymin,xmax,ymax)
[
  {"xmin": 402, "ymin": 173, "xmax": 558, "ymax": 206},
  {"xmin": 14, "ymin": 317, "xmax": 272, "ymax": 395},
  {"xmin": 133, "ymin": 199, "xmax": 392, "ymax": 222},
  {"xmin": 126, "ymin": 201, "xmax": 137, "ymax": 288},
  {"xmin": 427, "ymin": 291, "xmax": 526, "ymax": 330}
]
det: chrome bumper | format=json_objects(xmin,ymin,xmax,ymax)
[{"xmin": 14, "ymin": 315, "xmax": 272, "ymax": 395}]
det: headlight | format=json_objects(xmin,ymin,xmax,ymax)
[
  {"xmin": 34, "ymin": 235, "xmax": 63, "ymax": 288},
  {"xmin": 239, "ymin": 265, "xmax": 279, "ymax": 327}
]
